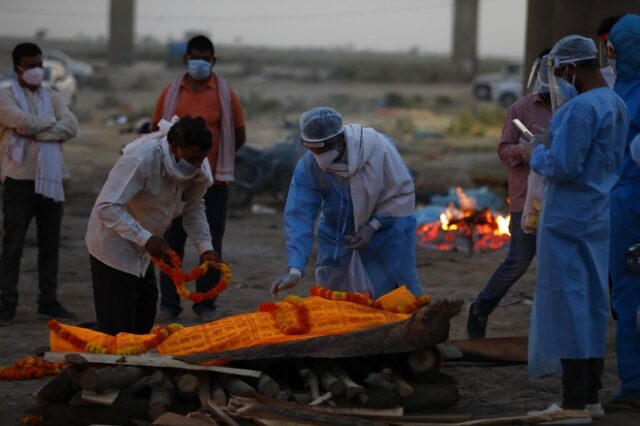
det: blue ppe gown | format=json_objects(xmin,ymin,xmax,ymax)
[
  {"xmin": 609, "ymin": 13, "xmax": 640, "ymax": 397},
  {"xmin": 283, "ymin": 152, "xmax": 421, "ymax": 300},
  {"xmin": 530, "ymin": 87, "xmax": 629, "ymax": 360}
]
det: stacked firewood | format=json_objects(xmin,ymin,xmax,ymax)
[{"xmin": 35, "ymin": 300, "xmax": 465, "ymax": 425}]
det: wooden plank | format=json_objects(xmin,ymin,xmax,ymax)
[
  {"xmin": 44, "ymin": 352, "xmax": 262, "ymax": 378},
  {"xmin": 81, "ymin": 389, "xmax": 120, "ymax": 405},
  {"xmin": 204, "ymin": 400, "xmax": 240, "ymax": 426}
]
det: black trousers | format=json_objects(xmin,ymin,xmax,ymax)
[
  {"xmin": 561, "ymin": 358, "xmax": 604, "ymax": 409},
  {"xmin": 90, "ymin": 255, "xmax": 157, "ymax": 335},
  {"xmin": 0, "ymin": 178, "xmax": 64, "ymax": 307},
  {"xmin": 159, "ymin": 185, "xmax": 228, "ymax": 312}
]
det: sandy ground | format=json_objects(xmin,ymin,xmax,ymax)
[{"xmin": 0, "ymin": 66, "xmax": 636, "ymax": 425}]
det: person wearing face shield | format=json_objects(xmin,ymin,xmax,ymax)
[
  {"xmin": 86, "ymin": 117, "xmax": 220, "ymax": 335},
  {"xmin": 522, "ymin": 35, "xmax": 630, "ymax": 420},
  {"xmin": 151, "ymin": 35, "xmax": 246, "ymax": 322},
  {"xmin": 0, "ymin": 42, "xmax": 79, "ymax": 325},
  {"xmin": 465, "ymin": 49, "xmax": 552, "ymax": 340},
  {"xmin": 270, "ymin": 107, "xmax": 421, "ymax": 300},
  {"xmin": 596, "ymin": 16, "xmax": 620, "ymax": 88},
  {"xmin": 606, "ymin": 14, "xmax": 640, "ymax": 411}
]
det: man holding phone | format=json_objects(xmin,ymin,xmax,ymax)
[{"xmin": 466, "ymin": 50, "xmax": 552, "ymax": 339}]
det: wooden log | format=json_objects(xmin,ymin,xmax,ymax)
[
  {"xmin": 297, "ymin": 367, "xmax": 320, "ymax": 401},
  {"xmin": 175, "ymin": 373, "xmax": 199, "ymax": 401},
  {"xmin": 333, "ymin": 374, "xmax": 458, "ymax": 412},
  {"xmin": 255, "ymin": 373, "xmax": 280, "ymax": 398},
  {"xmin": 389, "ymin": 370, "xmax": 414, "ymax": 397},
  {"xmin": 128, "ymin": 370, "xmax": 164, "ymax": 394},
  {"xmin": 197, "ymin": 373, "xmax": 211, "ymax": 405},
  {"xmin": 444, "ymin": 337, "xmax": 528, "ymax": 364},
  {"xmin": 406, "ymin": 347, "xmax": 441, "ymax": 380},
  {"xmin": 220, "ymin": 375, "xmax": 255, "ymax": 397},
  {"xmin": 182, "ymin": 300, "xmax": 464, "ymax": 364},
  {"xmin": 329, "ymin": 365, "xmax": 363, "ymax": 399},
  {"xmin": 32, "ymin": 365, "xmax": 81, "ymax": 404},
  {"xmin": 148, "ymin": 373, "xmax": 175, "ymax": 420},
  {"xmin": 320, "ymin": 370, "xmax": 346, "ymax": 396},
  {"xmin": 210, "ymin": 376, "xmax": 227, "ymax": 407},
  {"xmin": 79, "ymin": 365, "xmax": 147, "ymax": 393}
]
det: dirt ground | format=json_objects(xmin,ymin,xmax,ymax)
[{"xmin": 0, "ymin": 64, "xmax": 636, "ymax": 425}]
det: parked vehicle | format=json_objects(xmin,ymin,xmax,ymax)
[
  {"xmin": 43, "ymin": 49, "xmax": 93, "ymax": 82},
  {"xmin": 0, "ymin": 59, "xmax": 77, "ymax": 107},
  {"xmin": 471, "ymin": 62, "xmax": 522, "ymax": 102},
  {"xmin": 492, "ymin": 78, "xmax": 522, "ymax": 108}
]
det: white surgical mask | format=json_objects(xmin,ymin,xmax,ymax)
[
  {"xmin": 313, "ymin": 149, "xmax": 340, "ymax": 170},
  {"xmin": 19, "ymin": 66, "xmax": 44, "ymax": 86},
  {"xmin": 187, "ymin": 59, "xmax": 212, "ymax": 81}
]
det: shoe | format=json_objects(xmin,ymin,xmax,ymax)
[
  {"xmin": 193, "ymin": 305, "xmax": 217, "ymax": 323},
  {"xmin": 585, "ymin": 403, "xmax": 604, "ymax": 419},
  {"xmin": 527, "ymin": 403, "xmax": 592, "ymax": 425},
  {"xmin": 0, "ymin": 304, "xmax": 16, "ymax": 326},
  {"xmin": 156, "ymin": 308, "xmax": 181, "ymax": 323},
  {"xmin": 38, "ymin": 301, "xmax": 77, "ymax": 320},
  {"xmin": 465, "ymin": 302, "xmax": 487, "ymax": 339}
]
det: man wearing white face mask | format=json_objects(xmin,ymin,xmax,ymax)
[
  {"xmin": 0, "ymin": 42, "xmax": 78, "ymax": 325},
  {"xmin": 86, "ymin": 116, "xmax": 219, "ymax": 335},
  {"xmin": 152, "ymin": 35, "xmax": 246, "ymax": 322},
  {"xmin": 520, "ymin": 36, "xmax": 629, "ymax": 421},
  {"xmin": 270, "ymin": 107, "xmax": 421, "ymax": 300}
]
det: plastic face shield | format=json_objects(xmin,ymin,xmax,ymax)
[{"xmin": 546, "ymin": 59, "xmax": 573, "ymax": 112}]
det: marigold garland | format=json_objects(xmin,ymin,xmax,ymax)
[
  {"xmin": 19, "ymin": 416, "xmax": 43, "ymax": 425},
  {"xmin": 310, "ymin": 285, "xmax": 432, "ymax": 313},
  {"xmin": 0, "ymin": 356, "xmax": 66, "ymax": 381},
  {"xmin": 48, "ymin": 319, "xmax": 183, "ymax": 355},
  {"xmin": 152, "ymin": 249, "xmax": 231, "ymax": 303},
  {"xmin": 259, "ymin": 295, "xmax": 310, "ymax": 335}
]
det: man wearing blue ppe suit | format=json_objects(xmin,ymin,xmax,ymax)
[
  {"xmin": 270, "ymin": 107, "xmax": 421, "ymax": 299},
  {"xmin": 522, "ymin": 35, "xmax": 629, "ymax": 422},
  {"xmin": 607, "ymin": 14, "xmax": 640, "ymax": 411}
]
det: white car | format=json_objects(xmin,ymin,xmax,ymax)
[
  {"xmin": 0, "ymin": 59, "xmax": 77, "ymax": 107},
  {"xmin": 43, "ymin": 49, "xmax": 93, "ymax": 82},
  {"xmin": 471, "ymin": 63, "xmax": 523, "ymax": 102},
  {"xmin": 492, "ymin": 78, "xmax": 522, "ymax": 108}
]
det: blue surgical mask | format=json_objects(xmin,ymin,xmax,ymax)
[
  {"xmin": 175, "ymin": 158, "xmax": 198, "ymax": 176},
  {"xmin": 187, "ymin": 59, "xmax": 212, "ymax": 81},
  {"xmin": 558, "ymin": 78, "xmax": 578, "ymax": 102}
]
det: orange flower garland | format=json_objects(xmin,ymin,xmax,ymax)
[
  {"xmin": 19, "ymin": 416, "xmax": 43, "ymax": 425},
  {"xmin": 259, "ymin": 295, "xmax": 310, "ymax": 335},
  {"xmin": 48, "ymin": 319, "xmax": 183, "ymax": 355},
  {"xmin": 311, "ymin": 285, "xmax": 432, "ymax": 314},
  {"xmin": 152, "ymin": 249, "xmax": 231, "ymax": 303},
  {"xmin": 0, "ymin": 356, "xmax": 66, "ymax": 381},
  {"xmin": 310, "ymin": 286, "xmax": 373, "ymax": 306}
]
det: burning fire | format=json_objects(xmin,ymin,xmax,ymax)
[{"xmin": 418, "ymin": 187, "xmax": 511, "ymax": 252}]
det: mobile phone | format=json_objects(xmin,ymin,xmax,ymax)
[{"xmin": 512, "ymin": 118, "xmax": 534, "ymax": 140}]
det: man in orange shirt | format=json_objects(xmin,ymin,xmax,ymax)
[{"xmin": 152, "ymin": 35, "xmax": 246, "ymax": 321}]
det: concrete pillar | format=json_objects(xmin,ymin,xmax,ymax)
[
  {"xmin": 108, "ymin": 0, "xmax": 135, "ymax": 65},
  {"xmin": 452, "ymin": 0, "xmax": 479, "ymax": 80},
  {"xmin": 524, "ymin": 0, "xmax": 640, "ymax": 84}
]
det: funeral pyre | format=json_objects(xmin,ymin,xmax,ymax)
[
  {"xmin": 417, "ymin": 187, "xmax": 511, "ymax": 253},
  {"xmin": 27, "ymin": 289, "xmax": 464, "ymax": 426}
]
